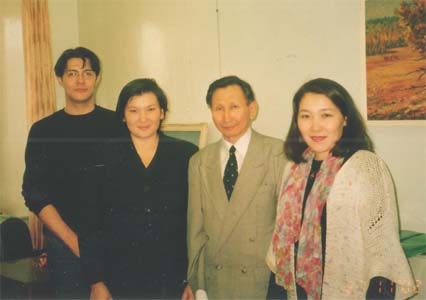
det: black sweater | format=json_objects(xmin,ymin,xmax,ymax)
[{"xmin": 22, "ymin": 106, "xmax": 122, "ymax": 234}]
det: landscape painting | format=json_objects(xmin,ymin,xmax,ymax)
[{"xmin": 365, "ymin": 0, "xmax": 425, "ymax": 121}]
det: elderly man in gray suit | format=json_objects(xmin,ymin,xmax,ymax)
[{"xmin": 183, "ymin": 76, "xmax": 287, "ymax": 300}]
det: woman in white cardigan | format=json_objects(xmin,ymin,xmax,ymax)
[{"xmin": 266, "ymin": 78, "xmax": 417, "ymax": 300}]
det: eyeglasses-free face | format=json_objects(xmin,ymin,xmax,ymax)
[
  {"xmin": 123, "ymin": 92, "xmax": 165, "ymax": 142},
  {"xmin": 210, "ymin": 84, "xmax": 257, "ymax": 144},
  {"xmin": 297, "ymin": 92, "xmax": 347, "ymax": 161}
]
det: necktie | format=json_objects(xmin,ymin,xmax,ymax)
[{"xmin": 223, "ymin": 145, "xmax": 238, "ymax": 200}]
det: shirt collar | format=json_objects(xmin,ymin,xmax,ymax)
[{"xmin": 222, "ymin": 128, "xmax": 252, "ymax": 156}]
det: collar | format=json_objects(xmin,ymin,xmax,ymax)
[
  {"xmin": 222, "ymin": 128, "xmax": 252, "ymax": 156},
  {"xmin": 220, "ymin": 128, "xmax": 252, "ymax": 174}
]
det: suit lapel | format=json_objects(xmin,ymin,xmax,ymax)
[
  {"xmin": 214, "ymin": 131, "xmax": 266, "ymax": 253},
  {"xmin": 202, "ymin": 141, "xmax": 229, "ymax": 218}
]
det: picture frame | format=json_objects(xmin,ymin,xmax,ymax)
[
  {"xmin": 162, "ymin": 123, "xmax": 209, "ymax": 148},
  {"xmin": 364, "ymin": 0, "xmax": 426, "ymax": 124}
]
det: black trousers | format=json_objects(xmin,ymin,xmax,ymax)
[{"xmin": 45, "ymin": 231, "xmax": 89, "ymax": 299}]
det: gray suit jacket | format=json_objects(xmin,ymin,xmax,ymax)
[{"xmin": 187, "ymin": 130, "xmax": 286, "ymax": 299}]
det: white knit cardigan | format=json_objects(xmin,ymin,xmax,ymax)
[{"xmin": 267, "ymin": 150, "xmax": 417, "ymax": 300}]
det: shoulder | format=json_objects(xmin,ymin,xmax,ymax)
[
  {"xmin": 93, "ymin": 105, "xmax": 116, "ymax": 120},
  {"xmin": 93, "ymin": 106, "xmax": 123, "ymax": 136},
  {"xmin": 337, "ymin": 150, "xmax": 390, "ymax": 184},
  {"xmin": 28, "ymin": 110, "xmax": 65, "ymax": 137},
  {"xmin": 252, "ymin": 130, "xmax": 284, "ymax": 156},
  {"xmin": 93, "ymin": 105, "xmax": 118, "ymax": 127},
  {"xmin": 344, "ymin": 150, "xmax": 387, "ymax": 172},
  {"xmin": 189, "ymin": 139, "xmax": 220, "ymax": 164},
  {"xmin": 94, "ymin": 105, "xmax": 115, "ymax": 115}
]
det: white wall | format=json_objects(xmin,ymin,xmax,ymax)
[{"xmin": 1, "ymin": 0, "xmax": 424, "ymax": 232}]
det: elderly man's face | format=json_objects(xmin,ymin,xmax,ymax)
[{"xmin": 210, "ymin": 84, "xmax": 257, "ymax": 144}]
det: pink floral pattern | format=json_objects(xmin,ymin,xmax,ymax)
[{"xmin": 272, "ymin": 149, "xmax": 343, "ymax": 300}]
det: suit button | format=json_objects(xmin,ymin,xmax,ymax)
[
  {"xmin": 205, "ymin": 235, "xmax": 210, "ymax": 240},
  {"xmin": 215, "ymin": 264, "xmax": 222, "ymax": 270},
  {"xmin": 241, "ymin": 267, "xmax": 247, "ymax": 274},
  {"xmin": 145, "ymin": 208, "xmax": 151, "ymax": 213},
  {"xmin": 249, "ymin": 237, "xmax": 255, "ymax": 242}
]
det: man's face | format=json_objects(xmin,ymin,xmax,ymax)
[
  {"xmin": 57, "ymin": 57, "xmax": 98, "ymax": 105},
  {"xmin": 210, "ymin": 84, "xmax": 257, "ymax": 144}
]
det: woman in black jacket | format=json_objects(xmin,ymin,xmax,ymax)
[{"xmin": 80, "ymin": 78, "xmax": 198, "ymax": 300}]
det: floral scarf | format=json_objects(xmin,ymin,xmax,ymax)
[{"xmin": 272, "ymin": 149, "xmax": 344, "ymax": 300}]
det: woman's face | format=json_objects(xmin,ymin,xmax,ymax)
[
  {"xmin": 297, "ymin": 92, "xmax": 347, "ymax": 160},
  {"xmin": 124, "ymin": 92, "xmax": 164, "ymax": 141}
]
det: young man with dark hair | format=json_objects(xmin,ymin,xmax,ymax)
[{"xmin": 22, "ymin": 47, "xmax": 120, "ymax": 299}]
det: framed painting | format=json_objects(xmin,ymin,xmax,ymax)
[
  {"xmin": 162, "ymin": 123, "xmax": 209, "ymax": 148},
  {"xmin": 365, "ymin": 0, "xmax": 425, "ymax": 123}
]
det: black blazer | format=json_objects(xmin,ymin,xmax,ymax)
[{"xmin": 80, "ymin": 133, "xmax": 198, "ymax": 299}]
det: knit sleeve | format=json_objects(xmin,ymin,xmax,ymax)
[
  {"xmin": 357, "ymin": 153, "xmax": 396, "ymax": 244},
  {"xmin": 355, "ymin": 151, "xmax": 417, "ymax": 299}
]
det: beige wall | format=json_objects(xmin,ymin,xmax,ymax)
[
  {"xmin": 1, "ymin": 0, "xmax": 425, "ymax": 232},
  {"xmin": 77, "ymin": 0, "xmax": 219, "ymax": 136},
  {"xmin": 76, "ymin": 0, "xmax": 426, "ymax": 232},
  {"xmin": 0, "ymin": 0, "xmax": 27, "ymax": 216},
  {"xmin": 49, "ymin": 0, "xmax": 80, "ymax": 109}
]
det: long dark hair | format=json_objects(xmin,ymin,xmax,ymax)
[{"xmin": 284, "ymin": 78, "xmax": 374, "ymax": 163}]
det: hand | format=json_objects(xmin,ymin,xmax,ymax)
[
  {"xmin": 181, "ymin": 284, "xmax": 194, "ymax": 300},
  {"xmin": 90, "ymin": 282, "xmax": 112, "ymax": 300},
  {"xmin": 38, "ymin": 205, "xmax": 80, "ymax": 257}
]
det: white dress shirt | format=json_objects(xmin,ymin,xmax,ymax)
[{"xmin": 220, "ymin": 128, "xmax": 252, "ymax": 177}]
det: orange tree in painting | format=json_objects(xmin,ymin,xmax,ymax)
[
  {"xmin": 396, "ymin": 0, "xmax": 426, "ymax": 80},
  {"xmin": 396, "ymin": 0, "xmax": 426, "ymax": 57}
]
